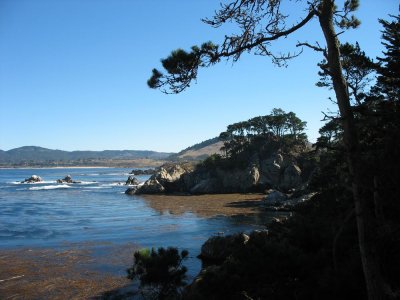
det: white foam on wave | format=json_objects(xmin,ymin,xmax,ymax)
[
  {"xmin": 101, "ymin": 173, "xmax": 132, "ymax": 176},
  {"xmin": 83, "ymin": 186, "xmax": 112, "ymax": 189},
  {"xmin": 29, "ymin": 184, "xmax": 71, "ymax": 191},
  {"xmin": 11, "ymin": 180, "xmax": 57, "ymax": 185},
  {"xmin": 76, "ymin": 181, "xmax": 97, "ymax": 185},
  {"xmin": 124, "ymin": 182, "xmax": 144, "ymax": 187},
  {"xmin": 101, "ymin": 182, "xmax": 125, "ymax": 187}
]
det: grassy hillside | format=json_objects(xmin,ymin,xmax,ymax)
[{"xmin": 169, "ymin": 137, "xmax": 223, "ymax": 161}]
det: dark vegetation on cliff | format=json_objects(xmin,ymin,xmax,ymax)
[
  {"xmin": 128, "ymin": 9, "xmax": 400, "ymax": 299},
  {"xmin": 185, "ymin": 15, "xmax": 399, "ymax": 299},
  {"xmin": 127, "ymin": 108, "xmax": 314, "ymax": 196},
  {"xmin": 200, "ymin": 108, "xmax": 309, "ymax": 170}
]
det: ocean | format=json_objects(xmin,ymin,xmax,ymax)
[{"xmin": 0, "ymin": 167, "xmax": 272, "ymax": 278}]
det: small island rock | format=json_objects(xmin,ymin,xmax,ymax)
[
  {"xmin": 125, "ymin": 187, "xmax": 138, "ymax": 195},
  {"xmin": 21, "ymin": 175, "xmax": 43, "ymax": 183},
  {"xmin": 125, "ymin": 176, "xmax": 139, "ymax": 185},
  {"xmin": 129, "ymin": 169, "xmax": 155, "ymax": 175},
  {"xmin": 56, "ymin": 175, "xmax": 80, "ymax": 184}
]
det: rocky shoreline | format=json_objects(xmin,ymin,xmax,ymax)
[{"xmin": 124, "ymin": 149, "xmax": 317, "ymax": 211}]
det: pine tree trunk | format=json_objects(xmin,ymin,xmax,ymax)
[{"xmin": 318, "ymin": 1, "xmax": 384, "ymax": 299}]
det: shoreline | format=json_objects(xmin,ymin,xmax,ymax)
[
  {"xmin": 0, "ymin": 166, "xmax": 113, "ymax": 170},
  {"xmin": 0, "ymin": 193, "xmax": 280, "ymax": 299}
]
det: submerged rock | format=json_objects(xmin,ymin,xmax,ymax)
[
  {"xmin": 125, "ymin": 187, "xmax": 138, "ymax": 195},
  {"xmin": 21, "ymin": 175, "xmax": 43, "ymax": 183}
]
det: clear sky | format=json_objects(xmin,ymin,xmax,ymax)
[{"xmin": 0, "ymin": 0, "xmax": 397, "ymax": 152}]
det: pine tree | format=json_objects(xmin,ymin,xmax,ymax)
[{"xmin": 375, "ymin": 15, "xmax": 400, "ymax": 101}]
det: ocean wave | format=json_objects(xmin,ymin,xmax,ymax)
[
  {"xmin": 29, "ymin": 184, "xmax": 71, "ymax": 191},
  {"xmin": 11, "ymin": 180, "xmax": 57, "ymax": 185},
  {"xmin": 100, "ymin": 173, "xmax": 132, "ymax": 176},
  {"xmin": 100, "ymin": 182, "xmax": 125, "ymax": 187},
  {"xmin": 83, "ymin": 186, "xmax": 112, "ymax": 189},
  {"xmin": 76, "ymin": 181, "xmax": 97, "ymax": 185}
]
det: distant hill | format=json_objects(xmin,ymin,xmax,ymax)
[
  {"xmin": 0, "ymin": 146, "xmax": 174, "ymax": 167},
  {"xmin": 0, "ymin": 139, "xmax": 225, "ymax": 167},
  {"xmin": 169, "ymin": 137, "xmax": 224, "ymax": 161}
]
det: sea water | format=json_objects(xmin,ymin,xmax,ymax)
[{"xmin": 0, "ymin": 167, "xmax": 271, "ymax": 278}]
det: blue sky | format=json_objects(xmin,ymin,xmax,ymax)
[{"xmin": 0, "ymin": 0, "xmax": 397, "ymax": 152}]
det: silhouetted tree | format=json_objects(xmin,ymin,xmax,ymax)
[
  {"xmin": 148, "ymin": 1, "xmax": 392, "ymax": 298},
  {"xmin": 373, "ymin": 15, "xmax": 400, "ymax": 101},
  {"xmin": 127, "ymin": 247, "xmax": 189, "ymax": 300},
  {"xmin": 219, "ymin": 108, "xmax": 307, "ymax": 158},
  {"xmin": 317, "ymin": 42, "xmax": 375, "ymax": 105}
]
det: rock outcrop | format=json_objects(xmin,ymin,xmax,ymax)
[
  {"xmin": 127, "ymin": 163, "xmax": 194, "ymax": 195},
  {"xmin": 134, "ymin": 178, "xmax": 165, "ymax": 194},
  {"xmin": 56, "ymin": 175, "xmax": 81, "ymax": 184},
  {"xmin": 281, "ymin": 162, "xmax": 302, "ymax": 191},
  {"xmin": 21, "ymin": 175, "xmax": 43, "ymax": 183},
  {"xmin": 125, "ymin": 187, "xmax": 138, "ymax": 195},
  {"xmin": 264, "ymin": 189, "xmax": 288, "ymax": 204},
  {"xmin": 125, "ymin": 176, "xmax": 139, "ymax": 185},
  {"xmin": 260, "ymin": 153, "xmax": 283, "ymax": 187},
  {"xmin": 125, "ymin": 150, "xmax": 311, "ymax": 195},
  {"xmin": 199, "ymin": 233, "xmax": 250, "ymax": 262},
  {"xmin": 263, "ymin": 190, "xmax": 317, "ymax": 211},
  {"xmin": 129, "ymin": 169, "xmax": 155, "ymax": 175},
  {"xmin": 189, "ymin": 178, "xmax": 219, "ymax": 194}
]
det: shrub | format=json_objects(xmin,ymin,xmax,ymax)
[{"xmin": 127, "ymin": 247, "xmax": 189, "ymax": 300}]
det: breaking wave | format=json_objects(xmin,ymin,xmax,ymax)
[{"xmin": 29, "ymin": 185, "xmax": 71, "ymax": 191}]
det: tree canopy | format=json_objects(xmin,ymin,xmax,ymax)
[
  {"xmin": 147, "ymin": 1, "xmax": 399, "ymax": 298},
  {"xmin": 148, "ymin": 0, "xmax": 361, "ymax": 94},
  {"xmin": 219, "ymin": 108, "xmax": 307, "ymax": 158}
]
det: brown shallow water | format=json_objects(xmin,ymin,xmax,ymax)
[
  {"xmin": 0, "ymin": 243, "xmax": 139, "ymax": 300},
  {"xmin": 0, "ymin": 193, "xmax": 269, "ymax": 299},
  {"xmin": 142, "ymin": 193, "xmax": 265, "ymax": 218}
]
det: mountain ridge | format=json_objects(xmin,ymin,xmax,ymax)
[
  {"xmin": 0, "ymin": 138, "xmax": 224, "ymax": 167},
  {"xmin": 0, "ymin": 146, "xmax": 174, "ymax": 165}
]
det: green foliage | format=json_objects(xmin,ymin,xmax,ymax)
[
  {"xmin": 186, "ymin": 16, "xmax": 400, "ymax": 300},
  {"xmin": 127, "ymin": 247, "xmax": 189, "ymax": 300},
  {"xmin": 219, "ymin": 108, "xmax": 307, "ymax": 160},
  {"xmin": 148, "ymin": 1, "xmax": 367, "ymax": 94},
  {"xmin": 194, "ymin": 109, "xmax": 308, "ymax": 171},
  {"xmin": 317, "ymin": 42, "xmax": 375, "ymax": 104},
  {"xmin": 147, "ymin": 42, "xmax": 218, "ymax": 94},
  {"xmin": 373, "ymin": 15, "xmax": 400, "ymax": 101},
  {"xmin": 190, "ymin": 191, "xmax": 365, "ymax": 300}
]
